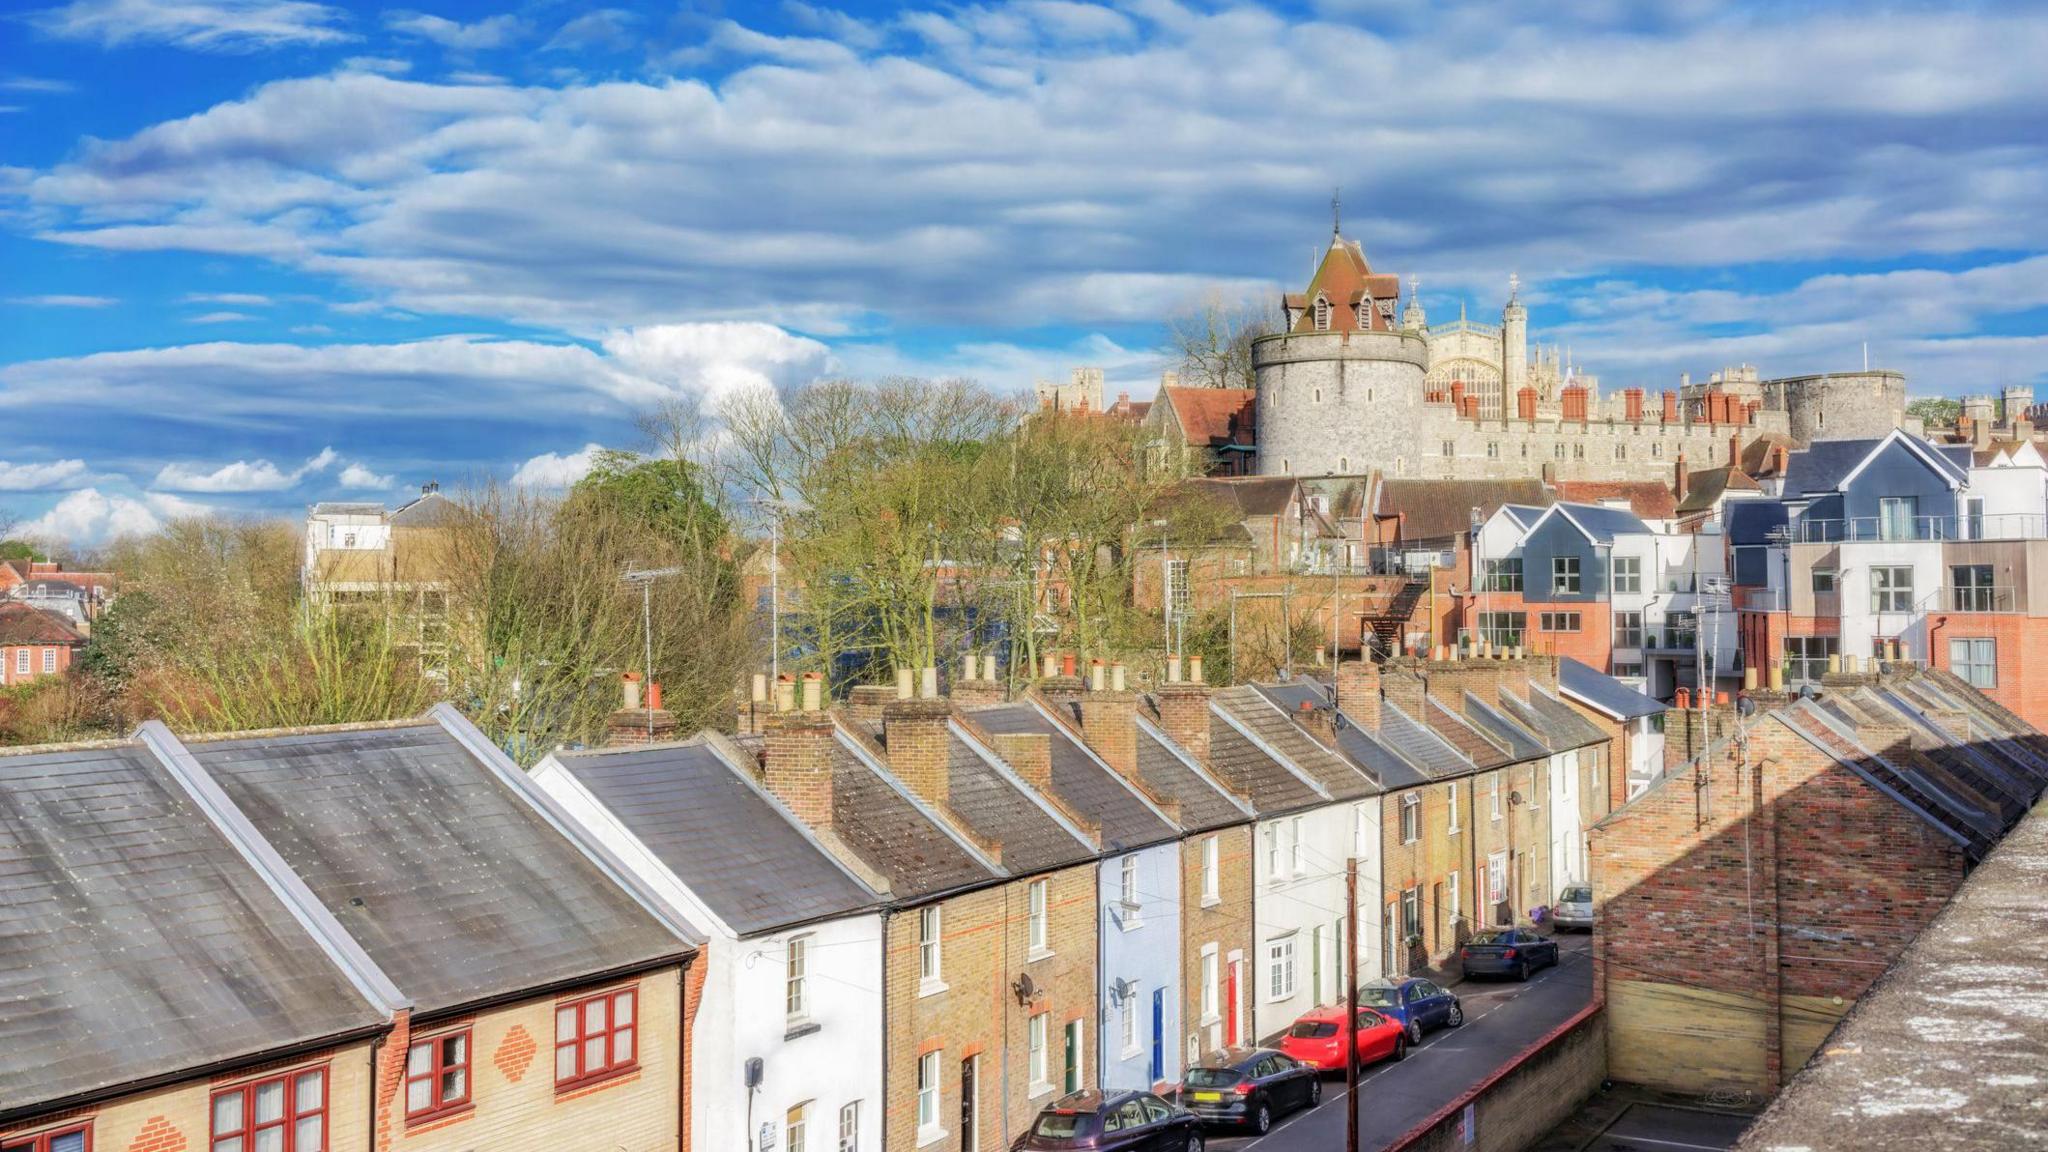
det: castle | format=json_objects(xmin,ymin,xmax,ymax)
[{"xmin": 1250, "ymin": 229, "xmax": 1910, "ymax": 482}]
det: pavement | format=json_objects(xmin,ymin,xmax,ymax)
[
  {"xmin": 1208, "ymin": 930, "xmax": 1596, "ymax": 1152},
  {"xmin": 1528, "ymin": 1083, "xmax": 1759, "ymax": 1152}
]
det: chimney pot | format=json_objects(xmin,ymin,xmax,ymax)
[
  {"xmin": 1090, "ymin": 659, "xmax": 1106, "ymax": 692},
  {"xmin": 621, "ymin": 672, "xmax": 643, "ymax": 712},
  {"xmin": 1043, "ymin": 654, "xmax": 1059, "ymax": 678},
  {"xmin": 648, "ymin": 681, "xmax": 663, "ymax": 711},
  {"xmin": 774, "ymin": 674, "xmax": 797, "ymax": 713},
  {"xmin": 921, "ymin": 666, "xmax": 940, "ymax": 699},
  {"xmin": 751, "ymin": 673, "xmax": 767, "ymax": 704},
  {"xmin": 1110, "ymin": 662, "xmax": 1126, "ymax": 692},
  {"xmin": 800, "ymin": 671, "xmax": 823, "ymax": 713},
  {"xmin": 1061, "ymin": 653, "xmax": 1077, "ymax": 677},
  {"xmin": 1168, "ymin": 656, "xmax": 1183, "ymax": 683},
  {"xmin": 1189, "ymin": 654, "xmax": 1204, "ymax": 683},
  {"xmin": 983, "ymin": 653, "xmax": 997, "ymax": 681},
  {"xmin": 896, "ymin": 667, "xmax": 914, "ymax": 700},
  {"xmin": 962, "ymin": 652, "xmax": 975, "ymax": 684}
]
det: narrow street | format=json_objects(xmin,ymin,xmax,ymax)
[{"xmin": 1210, "ymin": 932, "xmax": 1595, "ymax": 1152}]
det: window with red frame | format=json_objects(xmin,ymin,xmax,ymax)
[
  {"xmin": 2, "ymin": 1124, "xmax": 89, "ymax": 1152},
  {"xmin": 405, "ymin": 1028, "xmax": 472, "ymax": 1119},
  {"xmin": 211, "ymin": 1067, "xmax": 326, "ymax": 1152},
  {"xmin": 555, "ymin": 986, "xmax": 636, "ymax": 1087}
]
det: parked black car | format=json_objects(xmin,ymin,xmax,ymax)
[
  {"xmin": 1174, "ymin": 1047, "xmax": 1321, "ymax": 1134},
  {"xmin": 1460, "ymin": 927, "xmax": 1560, "ymax": 980},
  {"xmin": 1013, "ymin": 1089, "xmax": 1204, "ymax": 1151}
]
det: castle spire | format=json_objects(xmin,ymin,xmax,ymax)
[
  {"xmin": 1508, "ymin": 271, "xmax": 1520, "ymax": 303},
  {"xmin": 1332, "ymin": 186, "xmax": 1341, "ymax": 238}
]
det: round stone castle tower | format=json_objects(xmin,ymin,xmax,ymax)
[
  {"xmin": 1252, "ymin": 232, "xmax": 1430, "ymax": 477},
  {"xmin": 1762, "ymin": 371, "xmax": 1907, "ymax": 443}
]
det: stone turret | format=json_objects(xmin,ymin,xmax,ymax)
[
  {"xmin": 1501, "ymin": 273, "xmax": 1528, "ymax": 419},
  {"xmin": 1402, "ymin": 275, "xmax": 1426, "ymax": 331}
]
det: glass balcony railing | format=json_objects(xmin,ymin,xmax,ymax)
[{"xmin": 1796, "ymin": 513, "xmax": 2048, "ymax": 543}]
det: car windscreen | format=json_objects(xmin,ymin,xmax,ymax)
[
  {"xmin": 1184, "ymin": 1068, "xmax": 1245, "ymax": 1088},
  {"xmin": 1469, "ymin": 931, "xmax": 1512, "ymax": 944},
  {"xmin": 1034, "ymin": 1113, "xmax": 1097, "ymax": 1139},
  {"xmin": 1561, "ymin": 886, "xmax": 1592, "ymax": 902},
  {"xmin": 1288, "ymin": 1021, "xmax": 1339, "ymax": 1039},
  {"xmin": 1358, "ymin": 986, "xmax": 1399, "ymax": 1006}
]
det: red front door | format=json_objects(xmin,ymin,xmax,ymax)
[{"xmin": 1226, "ymin": 962, "xmax": 1241, "ymax": 1046}]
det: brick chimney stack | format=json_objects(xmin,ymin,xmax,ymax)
[
  {"xmin": 1674, "ymin": 451, "xmax": 1689, "ymax": 503},
  {"xmin": 1155, "ymin": 654, "xmax": 1212, "ymax": 767},
  {"xmin": 1038, "ymin": 651, "xmax": 1087, "ymax": 708},
  {"xmin": 847, "ymin": 684, "xmax": 896, "ymax": 727},
  {"xmin": 1077, "ymin": 660, "xmax": 1138, "ymax": 778},
  {"xmin": 953, "ymin": 650, "xmax": 1007, "ymax": 709},
  {"xmin": 763, "ymin": 672, "xmax": 837, "ymax": 829},
  {"xmin": 1335, "ymin": 657, "xmax": 1380, "ymax": 731},
  {"xmin": 605, "ymin": 671, "xmax": 678, "ymax": 746},
  {"xmin": 1380, "ymin": 657, "xmax": 1429, "ymax": 719},
  {"xmin": 883, "ymin": 666, "xmax": 954, "ymax": 808},
  {"xmin": 990, "ymin": 732, "xmax": 1053, "ymax": 792},
  {"xmin": 1729, "ymin": 431, "xmax": 1742, "ymax": 465}
]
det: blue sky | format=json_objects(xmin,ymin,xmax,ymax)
[{"xmin": 4, "ymin": 0, "xmax": 2047, "ymax": 544}]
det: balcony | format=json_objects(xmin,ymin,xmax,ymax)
[
  {"xmin": 1949, "ymin": 585, "xmax": 2021, "ymax": 614},
  {"xmin": 1795, "ymin": 512, "xmax": 2048, "ymax": 543}
]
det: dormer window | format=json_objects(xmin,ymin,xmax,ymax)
[{"xmin": 1313, "ymin": 295, "xmax": 1330, "ymax": 331}]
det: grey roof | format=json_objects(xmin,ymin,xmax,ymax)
[
  {"xmin": 192, "ymin": 722, "xmax": 689, "ymax": 1015},
  {"xmin": 1726, "ymin": 498, "xmax": 1790, "ymax": 545},
  {"xmin": 1496, "ymin": 686, "xmax": 1608, "ymax": 752},
  {"xmin": 1501, "ymin": 503, "xmax": 1547, "ymax": 528},
  {"xmin": 938, "ymin": 724, "xmax": 1097, "ymax": 874},
  {"xmin": 1559, "ymin": 657, "xmax": 1665, "ymax": 719},
  {"xmin": 552, "ymin": 737, "xmax": 881, "ymax": 935},
  {"xmin": 1376, "ymin": 478, "xmax": 1552, "ymax": 539},
  {"xmin": 1781, "ymin": 437, "xmax": 1883, "ymax": 495},
  {"xmin": 0, "ymin": 742, "xmax": 384, "ymax": 1117},
  {"xmin": 1204, "ymin": 717, "xmax": 1331, "ymax": 815},
  {"xmin": 1254, "ymin": 680, "xmax": 1432, "ymax": 790},
  {"xmin": 1549, "ymin": 501, "xmax": 1651, "ymax": 543},
  {"xmin": 1460, "ymin": 694, "xmax": 1551, "ymax": 763},
  {"xmin": 310, "ymin": 501, "xmax": 386, "ymax": 516},
  {"xmin": 1377, "ymin": 701, "xmax": 1474, "ymax": 779},
  {"xmin": 1731, "ymin": 801, "xmax": 2048, "ymax": 1152},
  {"xmin": 388, "ymin": 491, "xmax": 466, "ymax": 527},
  {"xmin": 825, "ymin": 735, "xmax": 1000, "ymax": 899},
  {"xmin": 972, "ymin": 704, "xmax": 1179, "ymax": 852},
  {"xmin": 1133, "ymin": 724, "xmax": 1254, "ymax": 831},
  {"xmin": 1218, "ymin": 686, "xmax": 1377, "ymax": 799},
  {"xmin": 1424, "ymin": 697, "xmax": 1515, "ymax": 769}
]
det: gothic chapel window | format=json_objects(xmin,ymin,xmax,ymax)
[{"xmin": 1314, "ymin": 296, "xmax": 1330, "ymax": 331}]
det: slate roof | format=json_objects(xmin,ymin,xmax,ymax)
[
  {"xmin": 1459, "ymin": 694, "xmax": 1551, "ymax": 763},
  {"xmin": 1501, "ymin": 504, "xmax": 1547, "ymax": 529},
  {"xmin": 825, "ymin": 734, "xmax": 999, "ymax": 898},
  {"xmin": 191, "ymin": 721, "xmax": 690, "ymax": 1015},
  {"xmin": 1423, "ymin": 697, "xmax": 1514, "ymax": 769},
  {"xmin": 0, "ymin": 601, "xmax": 84, "ymax": 644},
  {"xmin": 1376, "ymin": 701, "xmax": 1474, "ymax": 779},
  {"xmin": 1376, "ymin": 479, "xmax": 1552, "ymax": 540},
  {"xmin": 1726, "ymin": 498, "xmax": 1791, "ymax": 545},
  {"xmin": 387, "ymin": 490, "xmax": 467, "ymax": 528},
  {"xmin": 1497, "ymin": 685, "xmax": 1608, "ymax": 752},
  {"xmin": 935, "ymin": 723, "xmax": 1097, "ymax": 874},
  {"xmin": 1187, "ymin": 476, "xmax": 1301, "ymax": 519},
  {"xmin": 551, "ymin": 736, "xmax": 881, "ymax": 936},
  {"xmin": 1548, "ymin": 501, "xmax": 1652, "ymax": 543},
  {"xmin": 1252, "ymin": 679, "xmax": 1431, "ymax": 790},
  {"xmin": 1220, "ymin": 686, "xmax": 1376, "ymax": 800},
  {"xmin": 1559, "ymin": 657, "xmax": 1665, "ymax": 720},
  {"xmin": 1204, "ymin": 717, "xmax": 1331, "ymax": 815},
  {"xmin": 972, "ymin": 703, "xmax": 1178, "ymax": 852},
  {"xmin": 0, "ymin": 742, "xmax": 385, "ymax": 1117},
  {"xmin": 1133, "ymin": 722, "xmax": 1253, "ymax": 831},
  {"xmin": 1675, "ymin": 465, "xmax": 1762, "ymax": 514}
]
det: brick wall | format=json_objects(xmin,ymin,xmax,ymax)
[
  {"xmin": 1928, "ymin": 611, "xmax": 2048, "ymax": 730},
  {"xmin": 1180, "ymin": 826, "xmax": 1253, "ymax": 1062},
  {"xmin": 1594, "ymin": 718, "xmax": 1970, "ymax": 1095},
  {"xmin": 882, "ymin": 870, "xmax": 1098, "ymax": 1152},
  {"xmin": 0, "ymin": 642, "xmax": 75, "ymax": 685},
  {"xmin": 2, "ymin": 1039, "xmax": 375, "ymax": 1152},
  {"xmin": 386, "ymin": 968, "xmax": 684, "ymax": 1152},
  {"xmin": 1379, "ymin": 779, "xmax": 1471, "ymax": 973},
  {"xmin": 1384, "ymin": 1004, "xmax": 1605, "ymax": 1152}
]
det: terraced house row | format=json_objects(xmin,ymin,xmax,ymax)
[{"xmin": 2, "ymin": 651, "xmax": 1638, "ymax": 1152}]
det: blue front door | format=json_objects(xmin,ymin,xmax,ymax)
[{"xmin": 1150, "ymin": 988, "xmax": 1164, "ymax": 1083}]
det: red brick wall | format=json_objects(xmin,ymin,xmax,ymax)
[
  {"xmin": 0, "ymin": 642, "xmax": 75, "ymax": 685},
  {"xmin": 1928, "ymin": 612, "xmax": 2048, "ymax": 731}
]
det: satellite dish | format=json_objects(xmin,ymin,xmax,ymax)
[
  {"xmin": 1012, "ymin": 972, "xmax": 1038, "ymax": 1005},
  {"xmin": 1111, "ymin": 976, "xmax": 1135, "ymax": 1003}
]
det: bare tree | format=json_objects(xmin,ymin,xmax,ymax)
[{"xmin": 1166, "ymin": 290, "xmax": 1279, "ymax": 390}]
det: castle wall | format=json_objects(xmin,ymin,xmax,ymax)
[{"xmin": 1759, "ymin": 371, "xmax": 1906, "ymax": 443}]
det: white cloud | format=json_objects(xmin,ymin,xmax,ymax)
[
  {"xmin": 544, "ymin": 8, "xmax": 636, "ymax": 52},
  {"xmin": 12, "ymin": 294, "xmax": 115, "ymax": 307},
  {"xmin": 153, "ymin": 445, "xmax": 337, "ymax": 492},
  {"xmin": 182, "ymin": 291, "xmax": 272, "ymax": 306},
  {"xmin": 384, "ymin": 11, "xmax": 526, "ymax": 50},
  {"xmin": 190, "ymin": 310, "xmax": 257, "ymax": 323},
  {"xmin": 28, "ymin": 0, "xmax": 354, "ymax": 52},
  {"xmin": 18, "ymin": 489, "xmax": 211, "ymax": 546},
  {"xmin": 0, "ymin": 75, "xmax": 76, "ymax": 93},
  {"xmin": 598, "ymin": 323, "xmax": 834, "ymax": 402},
  {"xmin": 510, "ymin": 443, "xmax": 604, "ymax": 488},
  {"xmin": 338, "ymin": 462, "xmax": 395, "ymax": 488},
  {"xmin": 0, "ymin": 458, "xmax": 90, "ymax": 491}
]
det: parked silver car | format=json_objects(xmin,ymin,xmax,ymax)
[{"xmin": 1552, "ymin": 885, "xmax": 1594, "ymax": 930}]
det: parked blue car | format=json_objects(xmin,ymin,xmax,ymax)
[
  {"xmin": 1459, "ymin": 928, "xmax": 1560, "ymax": 981},
  {"xmin": 1355, "ymin": 977, "xmax": 1463, "ymax": 1043}
]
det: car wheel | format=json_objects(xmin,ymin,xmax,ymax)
[
  {"xmin": 1407, "ymin": 1018, "xmax": 1424, "ymax": 1044},
  {"xmin": 1517, "ymin": 960, "xmax": 1531, "ymax": 981},
  {"xmin": 1253, "ymin": 1104, "xmax": 1272, "ymax": 1134},
  {"xmin": 1309, "ymin": 1079, "xmax": 1322, "ymax": 1107},
  {"xmin": 1187, "ymin": 1134, "xmax": 1204, "ymax": 1152},
  {"xmin": 1447, "ymin": 1003, "xmax": 1465, "ymax": 1027},
  {"xmin": 1391, "ymin": 1034, "xmax": 1408, "ymax": 1061}
]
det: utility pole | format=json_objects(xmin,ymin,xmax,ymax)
[{"xmin": 1346, "ymin": 857, "xmax": 1360, "ymax": 1152}]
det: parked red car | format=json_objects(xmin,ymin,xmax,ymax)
[{"xmin": 1275, "ymin": 1003, "xmax": 1409, "ymax": 1071}]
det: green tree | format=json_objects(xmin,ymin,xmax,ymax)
[{"xmin": 1907, "ymin": 397, "xmax": 1961, "ymax": 429}]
